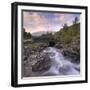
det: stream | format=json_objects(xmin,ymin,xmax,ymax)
[{"xmin": 41, "ymin": 47, "xmax": 80, "ymax": 76}]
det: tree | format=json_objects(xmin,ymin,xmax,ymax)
[
  {"xmin": 27, "ymin": 33, "xmax": 32, "ymax": 38},
  {"xmin": 63, "ymin": 23, "xmax": 68, "ymax": 31},
  {"xmin": 23, "ymin": 28, "xmax": 27, "ymax": 38},
  {"xmin": 23, "ymin": 28, "xmax": 32, "ymax": 39},
  {"xmin": 73, "ymin": 17, "xmax": 78, "ymax": 24}
]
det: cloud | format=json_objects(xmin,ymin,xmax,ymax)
[
  {"xmin": 23, "ymin": 11, "xmax": 80, "ymax": 33},
  {"xmin": 23, "ymin": 12, "xmax": 51, "ymax": 33}
]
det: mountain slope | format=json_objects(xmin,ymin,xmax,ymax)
[{"xmin": 54, "ymin": 23, "xmax": 80, "ymax": 63}]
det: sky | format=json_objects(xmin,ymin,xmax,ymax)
[{"xmin": 23, "ymin": 11, "xmax": 80, "ymax": 34}]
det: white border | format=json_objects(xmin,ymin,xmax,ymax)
[{"xmin": 18, "ymin": 5, "xmax": 86, "ymax": 84}]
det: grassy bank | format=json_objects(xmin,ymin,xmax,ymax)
[{"xmin": 54, "ymin": 23, "xmax": 80, "ymax": 63}]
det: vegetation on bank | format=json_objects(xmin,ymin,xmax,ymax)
[{"xmin": 54, "ymin": 23, "xmax": 80, "ymax": 63}]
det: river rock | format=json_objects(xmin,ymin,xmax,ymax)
[
  {"xmin": 55, "ymin": 43, "xmax": 63, "ymax": 49},
  {"xmin": 62, "ymin": 46, "xmax": 80, "ymax": 63},
  {"xmin": 32, "ymin": 53, "xmax": 51, "ymax": 73}
]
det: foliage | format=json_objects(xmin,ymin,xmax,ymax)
[
  {"xmin": 23, "ymin": 28, "xmax": 32, "ymax": 39},
  {"xmin": 63, "ymin": 23, "xmax": 68, "ymax": 31},
  {"xmin": 54, "ymin": 23, "xmax": 80, "ymax": 45},
  {"xmin": 73, "ymin": 17, "xmax": 79, "ymax": 25},
  {"xmin": 54, "ymin": 23, "xmax": 80, "ymax": 62}
]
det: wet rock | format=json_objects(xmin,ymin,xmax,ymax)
[
  {"xmin": 24, "ymin": 56, "xmax": 28, "ymax": 61},
  {"xmin": 62, "ymin": 47, "xmax": 80, "ymax": 63},
  {"xmin": 23, "ymin": 46, "xmax": 32, "ymax": 57},
  {"xmin": 59, "ymin": 65, "xmax": 71, "ymax": 75},
  {"xmin": 55, "ymin": 43, "xmax": 63, "ymax": 49},
  {"xmin": 32, "ymin": 53, "xmax": 51, "ymax": 73}
]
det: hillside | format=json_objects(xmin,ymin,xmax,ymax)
[{"xmin": 54, "ymin": 23, "xmax": 80, "ymax": 63}]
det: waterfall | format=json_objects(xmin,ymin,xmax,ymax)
[{"xmin": 42, "ymin": 47, "xmax": 80, "ymax": 76}]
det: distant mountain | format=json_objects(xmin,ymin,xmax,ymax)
[{"xmin": 31, "ymin": 31, "xmax": 55, "ymax": 37}]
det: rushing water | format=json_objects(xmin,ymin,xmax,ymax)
[{"xmin": 41, "ymin": 47, "xmax": 80, "ymax": 76}]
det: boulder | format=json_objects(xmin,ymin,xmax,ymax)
[
  {"xmin": 55, "ymin": 43, "xmax": 63, "ymax": 49},
  {"xmin": 32, "ymin": 53, "xmax": 51, "ymax": 73},
  {"xmin": 62, "ymin": 47, "xmax": 80, "ymax": 63}
]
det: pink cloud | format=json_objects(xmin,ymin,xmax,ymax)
[{"xmin": 23, "ymin": 12, "xmax": 50, "ymax": 33}]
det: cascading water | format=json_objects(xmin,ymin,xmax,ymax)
[{"xmin": 42, "ymin": 47, "xmax": 80, "ymax": 76}]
